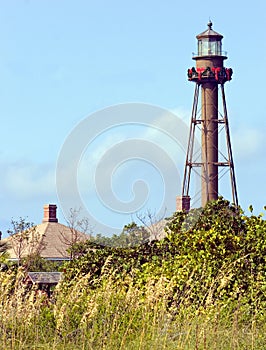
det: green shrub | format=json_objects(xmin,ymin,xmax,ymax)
[{"xmin": 1, "ymin": 198, "xmax": 266, "ymax": 349}]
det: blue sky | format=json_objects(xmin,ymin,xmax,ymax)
[{"xmin": 0, "ymin": 0, "xmax": 266, "ymax": 236}]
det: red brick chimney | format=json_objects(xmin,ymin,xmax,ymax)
[{"xmin": 42, "ymin": 204, "xmax": 58, "ymax": 223}]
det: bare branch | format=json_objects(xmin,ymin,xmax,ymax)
[
  {"xmin": 57, "ymin": 208, "xmax": 92, "ymax": 260},
  {"xmin": 135, "ymin": 208, "xmax": 167, "ymax": 241}
]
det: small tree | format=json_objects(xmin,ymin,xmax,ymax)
[
  {"xmin": 8, "ymin": 218, "xmax": 45, "ymax": 266},
  {"xmin": 89, "ymin": 222, "xmax": 150, "ymax": 248},
  {"xmin": 58, "ymin": 208, "xmax": 92, "ymax": 260},
  {"xmin": 120, "ymin": 222, "xmax": 150, "ymax": 246}
]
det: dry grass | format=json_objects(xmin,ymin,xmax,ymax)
[{"xmin": 0, "ymin": 267, "xmax": 265, "ymax": 350}]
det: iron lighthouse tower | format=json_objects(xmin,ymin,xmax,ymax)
[{"xmin": 177, "ymin": 21, "xmax": 238, "ymax": 210}]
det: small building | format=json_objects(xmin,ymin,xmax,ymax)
[
  {"xmin": 5, "ymin": 204, "xmax": 89, "ymax": 262},
  {"xmin": 24, "ymin": 271, "xmax": 63, "ymax": 297}
]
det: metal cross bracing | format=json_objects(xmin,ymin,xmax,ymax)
[{"xmin": 181, "ymin": 82, "xmax": 238, "ymax": 207}]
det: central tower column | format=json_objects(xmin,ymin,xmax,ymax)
[{"xmin": 201, "ymin": 82, "xmax": 218, "ymax": 204}]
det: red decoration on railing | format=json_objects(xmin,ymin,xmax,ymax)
[
  {"xmin": 225, "ymin": 68, "xmax": 233, "ymax": 81},
  {"xmin": 196, "ymin": 68, "xmax": 205, "ymax": 80},
  {"xmin": 211, "ymin": 67, "xmax": 221, "ymax": 80},
  {"xmin": 187, "ymin": 66, "xmax": 233, "ymax": 82}
]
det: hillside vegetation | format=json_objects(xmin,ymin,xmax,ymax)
[{"xmin": 0, "ymin": 198, "xmax": 266, "ymax": 349}]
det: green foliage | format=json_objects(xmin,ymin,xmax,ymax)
[
  {"xmin": 21, "ymin": 253, "xmax": 62, "ymax": 272},
  {"xmin": 7, "ymin": 217, "xmax": 35, "ymax": 236},
  {"xmin": 88, "ymin": 221, "xmax": 150, "ymax": 248},
  {"xmin": 63, "ymin": 198, "xmax": 266, "ymax": 311},
  {"xmin": 1, "ymin": 198, "xmax": 266, "ymax": 349}
]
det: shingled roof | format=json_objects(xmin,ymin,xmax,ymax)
[
  {"xmin": 26, "ymin": 271, "xmax": 62, "ymax": 284},
  {"xmin": 5, "ymin": 204, "xmax": 89, "ymax": 261}
]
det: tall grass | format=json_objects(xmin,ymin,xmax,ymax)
[{"xmin": 0, "ymin": 267, "xmax": 265, "ymax": 350}]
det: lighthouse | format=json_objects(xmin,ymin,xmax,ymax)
[{"xmin": 176, "ymin": 21, "xmax": 238, "ymax": 210}]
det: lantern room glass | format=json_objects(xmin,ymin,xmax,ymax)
[{"xmin": 198, "ymin": 38, "xmax": 222, "ymax": 56}]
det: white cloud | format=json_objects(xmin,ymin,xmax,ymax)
[{"xmin": 2, "ymin": 160, "xmax": 55, "ymax": 199}]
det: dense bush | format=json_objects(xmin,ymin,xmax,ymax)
[
  {"xmin": 63, "ymin": 198, "xmax": 266, "ymax": 312},
  {"xmin": 1, "ymin": 198, "xmax": 266, "ymax": 349}
]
